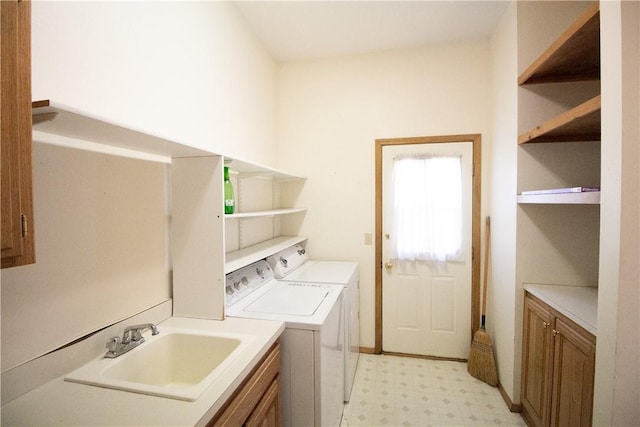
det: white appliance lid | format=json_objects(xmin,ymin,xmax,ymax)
[
  {"xmin": 244, "ymin": 283, "xmax": 330, "ymax": 316},
  {"xmin": 283, "ymin": 260, "xmax": 358, "ymax": 284}
]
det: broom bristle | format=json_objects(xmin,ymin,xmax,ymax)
[{"xmin": 467, "ymin": 329, "xmax": 498, "ymax": 386}]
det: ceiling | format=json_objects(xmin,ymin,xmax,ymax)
[{"xmin": 235, "ymin": 1, "xmax": 510, "ymax": 62}]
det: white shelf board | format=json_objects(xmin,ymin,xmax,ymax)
[
  {"xmin": 32, "ymin": 100, "xmax": 213, "ymax": 159},
  {"xmin": 31, "ymin": 101, "xmax": 305, "ymax": 180},
  {"xmin": 225, "ymin": 236, "xmax": 307, "ymax": 274},
  {"xmin": 517, "ymin": 191, "xmax": 600, "ymax": 205},
  {"xmin": 225, "ymin": 208, "xmax": 307, "ymax": 219},
  {"xmin": 224, "ymin": 157, "xmax": 305, "ymax": 182}
]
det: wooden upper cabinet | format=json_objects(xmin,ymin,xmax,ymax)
[{"xmin": 1, "ymin": 0, "xmax": 35, "ymax": 269}]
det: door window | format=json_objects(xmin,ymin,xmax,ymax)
[{"xmin": 391, "ymin": 155, "xmax": 463, "ymax": 262}]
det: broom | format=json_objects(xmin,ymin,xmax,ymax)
[{"xmin": 467, "ymin": 216, "xmax": 498, "ymax": 386}]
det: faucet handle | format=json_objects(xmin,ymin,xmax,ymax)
[
  {"xmin": 129, "ymin": 329, "xmax": 144, "ymax": 342},
  {"xmin": 122, "ymin": 323, "xmax": 159, "ymax": 344},
  {"xmin": 106, "ymin": 336, "xmax": 120, "ymax": 354}
]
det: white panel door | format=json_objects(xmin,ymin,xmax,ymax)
[{"xmin": 382, "ymin": 142, "xmax": 473, "ymax": 359}]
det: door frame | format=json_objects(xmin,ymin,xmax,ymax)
[{"xmin": 374, "ymin": 134, "xmax": 482, "ymax": 354}]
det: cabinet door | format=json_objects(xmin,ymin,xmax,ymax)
[
  {"xmin": 521, "ymin": 295, "xmax": 555, "ymax": 427},
  {"xmin": 1, "ymin": 0, "xmax": 35, "ymax": 269},
  {"xmin": 244, "ymin": 377, "xmax": 280, "ymax": 427},
  {"xmin": 208, "ymin": 343, "xmax": 280, "ymax": 427},
  {"xmin": 550, "ymin": 316, "xmax": 595, "ymax": 427}
]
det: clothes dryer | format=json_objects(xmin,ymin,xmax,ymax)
[{"xmin": 266, "ymin": 245, "xmax": 360, "ymax": 402}]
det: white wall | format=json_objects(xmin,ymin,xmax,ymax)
[
  {"xmin": 487, "ymin": 1, "xmax": 519, "ymax": 403},
  {"xmin": 1, "ymin": 144, "xmax": 169, "ymax": 372},
  {"xmin": 30, "ymin": 1, "xmax": 278, "ymax": 165},
  {"xmin": 504, "ymin": 3, "xmax": 639, "ymax": 424},
  {"xmin": 2, "ymin": 1, "xmax": 278, "ymax": 376},
  {"xmin": 276, "ymin": 42, "xmax": 493, "ymax": 349},
  {"xmin": 596, "ymin": 1, "xmax": 640, "ymax": 424}
]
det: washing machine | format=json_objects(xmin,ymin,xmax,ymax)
[
  {"xmin": 266, "ymin": 244, "xmax": 360, "ymax": 402},
  {"xmin": 225, "ymin": 260, "xmax": 344, "ymax": 427}
]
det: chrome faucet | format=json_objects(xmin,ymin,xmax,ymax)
[{"xmin": 105, "ymin": 323, "xmax": 159, "ymax": 358}]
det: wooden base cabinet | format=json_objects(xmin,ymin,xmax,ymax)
[
  {"xmin": 521, "ymin": 293, "xmax": 595, "ymax": 427},
  {"xmin": 207, "ymin": 342, "xmax": 281, "ymax": 427}
]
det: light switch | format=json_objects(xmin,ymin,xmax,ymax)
[{"xmin": 364, "ymin": 233, "xmax": 372, "ymax": 245}]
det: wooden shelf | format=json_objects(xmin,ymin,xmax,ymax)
[
  {"xmin": 518, "ymin": 191, "xmax": 600, "ymax": 205},
  {"xmin": 225, "ymin": 208, "xmax": 306, "ymax": 219},
  {"xmin": 518, "ymin": 95, "xmax": 601, "ymax": 144},
  {"xmin": 519, "ymin": 1, "xmax": 600, "ymax": 85},
  {"xmin": 224, "ymin": 236, "xmax": 307, "ymax": 274}
]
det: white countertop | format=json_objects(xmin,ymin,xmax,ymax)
[
  {"xmin": 524, "ymin": 284, "xmax": 597, "ymax": 335},
  {"xmin": 1, "ymin": 316, "xmax": 284, "ymax": 427}
]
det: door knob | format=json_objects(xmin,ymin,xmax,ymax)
[{"xmin": 384, "ymin": 261, "xmax": 393, "ymax": 271}]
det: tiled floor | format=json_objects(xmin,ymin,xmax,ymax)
[{"xmin": 341, "ymin": 353, "xmax": 526, "ymax": 427}]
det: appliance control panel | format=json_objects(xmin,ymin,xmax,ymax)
[
  {"xmin": 225, "ymin": 260, "xmax": 273, "ymax": 306},
  {"xmin": 266, "ymin": 244, "xmax": 309, "ymax": 278}
]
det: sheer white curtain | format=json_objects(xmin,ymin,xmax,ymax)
[{"xmin": 391, "ymin": 155, "xmax": 463, "ymax": 262}]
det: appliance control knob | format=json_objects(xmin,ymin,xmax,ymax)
[
  {"xmin": 225, "ymin": 286, "xmax": 234, "ymax": 296},
  {"xmin": 241, "ymin": 277, "xmax": 249, "ymax": 287},
  {"xmin": 256, "ymin": 267, "xmax": 264, "ymax": 278},
  {"xmin": 298, "ymin": 248, "xmax": 306, "ymax": 255},
  {"xmin": 280, "ymin": 257, "xmax": 288, "ymax": 267}
]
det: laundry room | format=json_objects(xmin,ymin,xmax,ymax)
[{"xmin": 1, "ymin": 1, "xmax": 638, "ymax": 426}]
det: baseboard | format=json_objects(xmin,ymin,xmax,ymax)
[
  {"xmin": 498, "ymin": 382, "xmax": 522, "ymax": 413},
  {"xmin": 382, "ymin": 350, "xmax": 467, "ymax": 363},
  {"xmin": 359, "ymin": 346, "xmax": 376, "ymax": 354}
]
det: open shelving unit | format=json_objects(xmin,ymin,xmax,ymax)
[
  {"xmin": 32, "ymin": 100, "xmax": 308, "ymax": 320},
  {"xmin": 517, "ymin": 4, "xmax": 602, "ymax": 422},
  {"xmin": 517, "ymin": 0, "xmax": 601, "ymax": 147},
  {"xmin": 517, "ymin": 1, "xmax": 601, "ymax": 205},
  {"xmin": 515, "ymin": 0, "xmax": 602, "ymax": 290},
  {"xmin": 222, "ymin": 156, "xmax": 307, "ymax": 273}
]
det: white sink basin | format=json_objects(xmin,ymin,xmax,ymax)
[{"xmin": 65, "ymin": 327, "xmax": 255, "ymax": 401}]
